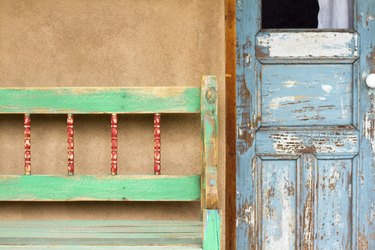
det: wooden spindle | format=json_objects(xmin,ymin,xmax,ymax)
[
  {"xmin": 154, "ymin": 113, "xmax": 161, "ymax": 175},
  {"xmin": 24, "ymin": 114, "xmax": 31, "ymax": 175},
  {"xmin": 111, "ymin": 114, "xmax": 118, "ymax": 175},
  {"xmin": 67, "ymin": 114, "xmax": 74, "ymax": 175}
]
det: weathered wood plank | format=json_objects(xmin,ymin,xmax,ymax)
[
  {"xmin": 0, "ymin": 237, "xmax": 201, "ymax": 246},
  {"xmin": 300, "ymin": 154, "xmax": 316, "ymax": 250},
  {"xmin": 0, "ymin": 247, "xmax": 202, "ymax": 250},
  {"xmin": 225, "ymin": 0, "xmax": 237, "ymax": 248},
  {"xmin": 261, "ymin": 64, "xmax": 353, "ymax": 126},
  {"xmin": 236, "ymin": 0, "xmax": 261, "ymax": 248},
  {"xmin": 256, "ymin": 127, "xmax": 359, "ymax": 158},
  {"xmin": 315, "ymin": 159, "xmax": 352, "ymax": 249},
  {"xmin": 256, "ymin": 31, "xmax": 359, "ymax": 63},
  {"xmin": 0, "ymin": 175, "xmax": 200, "ymax": 201},
  {"xmin": 260, "ymin": 159, "xmax": 297, "ymax": 250},
  {"xmin": 0, "ymin": 87, "xmax": 200, "ymax": 114},
  {"xmin": 0, "ymin": 220, "xmax": 202, "ymax": 226},
  {"xmin": 201, "ymin": 76, "xmax": 218, "ymax": 209},
  {"xmin": 357, "ymin": 0, "xmax": 375, "ymax": 248},
  {"xmin": 203, "ymin": 209, "xmax": 221, "ymax": 250}
]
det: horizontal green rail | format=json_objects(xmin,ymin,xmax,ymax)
[
  {"xmin": 0, "ymin": 87, "xmax": 200, "ymax": 114},
  {"xmin": 0, "ymin": 175, "xmax": 200, "ymax": 201}
]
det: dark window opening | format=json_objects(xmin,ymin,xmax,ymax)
[{"xmin": 262, "ymin": 0, "xmax": 320, "ymax": 29}]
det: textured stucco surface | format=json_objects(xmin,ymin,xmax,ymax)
[{"xmin": 0, "ymin": 0, "xmax": 225, "ymax": 234}]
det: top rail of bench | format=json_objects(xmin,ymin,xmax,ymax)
[{"xmin": 0, "ymin": 87, "xmax": 200, "ymax": 114}]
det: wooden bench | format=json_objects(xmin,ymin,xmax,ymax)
[{"xmin": 0, "ymin": 76, "xmax": 220, "ymax": 249}]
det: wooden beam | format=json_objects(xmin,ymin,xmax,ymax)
[
  {"xmin": 225, "ymin": 0, "xmax": 236, "ymax": 248},
  {"xmin": 201, "ymin": 76, "xmax": 219, "ymax": 210},
  {"xmin": 0, "ymin": 87, "xmax": 200, "ymax": 114},
  {"xmin": 0, "ymin": 175, "xmax": 200, "ymax": 201}
]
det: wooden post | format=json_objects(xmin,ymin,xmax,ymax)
[
  {"xmin": 203, "ymin": 209, "xmax": 221, "ymax": 250},
  {"xmin": 67, "ymin": 114, "xmax": 74, "ymax": 175},
  {"xmin": 201, "ymin": 76, "xmax": 219, "ymax": 209},
  {"xmin": 225, "ymin": 0, "xmax": 237, "ymax": 248},
  {"xmin": 24, "ymin": 114, "xmax": 31, "ymax": 175},
  {"xmin": 154, "ymin": 113, "xmax": 161, "ymax": 175},
  {"xmin": 111, "ymin": 114, "xmax": 118, "ymax": 175}
]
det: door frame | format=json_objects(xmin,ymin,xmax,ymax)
[{"xmin": 225, "ymin": 0, "xmax": 236, "ymax": 249}]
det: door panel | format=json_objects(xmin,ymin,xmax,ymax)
[
  {"xmin": 236, "ymin": 0, "xmax": 375, "ymax": 249},
  {"xmin": 315, "ymin": 159, "xmax": 353, "ymax": 250},
  {"xmin": 260, "ymin": 159, "xmax": 297, "ymax": 250},
  {"xmin": 261, "ymin": 64, "xmax": 353, "ymax": 126}
]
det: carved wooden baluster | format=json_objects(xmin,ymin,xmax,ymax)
[
  {"xmin": 154, "ymin": 113, "xmax": 161, "ymax": 175},
  {"xmin": 67, "ymin": 114, "xmax": 74, "ymax": 175},
  {"xmin": 111, "ymin": 114, "xmax": 118, "ymax": 175},
  {"xmin": 24, "ymin": 114, "xmax": 31, "ymax": 175}
]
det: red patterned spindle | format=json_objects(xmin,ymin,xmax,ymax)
[
  {"xmin": 111, "ymin": 114, "xmax": 118, "ymax": 175},
  {"xmin": 67, "ymin": 114, "xmax": 74, "ymax": 175},
  {"xmin": 154, "ymin": 113, "xmax": 161, "ymax": 175},
  {"xmin": 24, "ymin": 114, "xmax": 31, "ymax": 175}
]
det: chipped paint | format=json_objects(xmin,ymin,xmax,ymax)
[
  {"xmin": 256, "ymin": 32, "xmax": 359, "ymax": 59},
  {"xmin": 283, "ymin": 80, "xmax": 298, "ymax": 88},
  {"xmin": 321, "ymin": 84, "xmax": 333, "ymax": 94},
  {"xmin": 269, "ymin": 96, "xmax": 295, "ymax": 109}
]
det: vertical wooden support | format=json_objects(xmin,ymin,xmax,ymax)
[
  {"xmin": 225, "ymin": 0, "xmax": 236, "ymax": 248},
  {"xmin": 203, "ymin": 209, "xmax": 221, "ymax": 250},
  {"xmin": 24, "ymin": 114, "xmax": 31, "ymax": 175},
  {"xmin": 154, "ymin": 113, "xmax": 161, "ymax": 175},
  {"xmin": 67, "ymin": 114, "xmax": 74, "ymax": 175},
  {"xmin": 201, "ymin": 76, "xmax": 219, "ymax": 209},
  {"xmin": 111, "ymin": 114, "xmax": 118, "ymax": 175}
]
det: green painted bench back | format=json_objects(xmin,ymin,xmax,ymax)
[{"xmin": 0, "ymin": 76, "xmax": 218, "ymax": 209}]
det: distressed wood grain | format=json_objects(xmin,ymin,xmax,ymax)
[
  {"xmin": 256, "ymin": 31, "xmax": 359, "ymax": 64},
  {"xmin": 357, "ymin": 0, "xmax": 375, "ymax": 248},
  {"xmin": 237, "ymin": 0, "xmax": 365, "ymax": 249},
  {"xmin": 259, "ymin": 159, "xmax": 297, "ymax": 250},
  {"xmin": 315, "ymin": 159, "xmax": 353, "ymax": 249},
  {"xmin": 0, "ymin": 247, "xmax": 201, "ymax": 250},
  {"xmin": 203, "ymin": 209, "xmax": 221, "ymax": 250},
  {"xmin": 0, "ymin": 87, "xmax": 200, "ymax": 114},
  {"xmin": 0, "ymin": 220, "xmax": 202, "ymax": 246},
  {"xmin": 201, "ymin": 76, "xmax": 218, "ymax": 210},
  {"xmin": 0, "ymin": 175, "xmax": 200, "ymax": 201},
  {"xmin": 256, "ymin": 127, "xmax": 359, "ymax": 157},
  {"xmin": 225, "ymin": 0, "xmax": 237, "ymax": 248},
  {"xmin": 236, "ymin": 0, "xmax": 262, "ymax": 248},
  {"xmin": 261, "ymin": 64, "xmax": 353, "ymax": 126}
]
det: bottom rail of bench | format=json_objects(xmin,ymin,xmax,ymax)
[
  {"xmin": 0, "ymin": 212, "xmax": 220, "ymax": 250},
  {"xmin": 0, "ymin": 175, "xmax": 200, "ymax": 201}
]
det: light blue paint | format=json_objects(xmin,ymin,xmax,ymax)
[
  {"xmin": 356, "ymin": 0, "xmax": 375, "ymax": 248},
  {"xmin": 236, "ymin": 0, "xmax": 374, "ymax": 249},
  {"xmin": 260, "ymin": 160, "xmax": 296, "ymax": 250},
  {"xmin": 262, "ymin": 64, "xmax": 353, "ymax": 126},
  {"xmin": 315, "ymin": 159, "xmax": 352, "ymax": 249}
]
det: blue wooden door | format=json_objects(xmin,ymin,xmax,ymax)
[{"xmin": 236, "ymin": 0, "xmax": 375, "ymax": 249}]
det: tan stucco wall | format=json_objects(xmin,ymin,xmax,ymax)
[{"xmin": 0, "ymin": 0, "xmax": 225, "ymax": 240}]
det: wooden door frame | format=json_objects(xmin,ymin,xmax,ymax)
[{"xmin": 225, "ymin": 0, "xmax": 236, "ymax": 249}]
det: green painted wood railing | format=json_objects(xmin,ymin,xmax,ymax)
[
  {"xmin": 0, "ymin": 87, "xmax": 200, "ymax": 114},
  {"xmin": 0, "ymin": 175, "xmax": 200, "ymax": 201}
]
